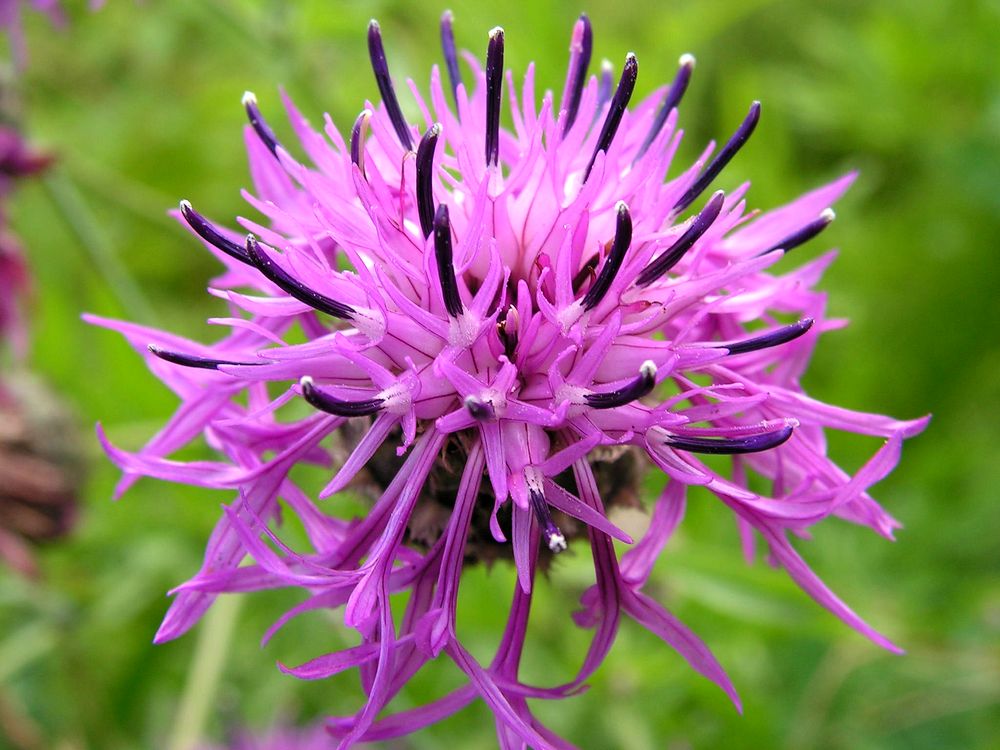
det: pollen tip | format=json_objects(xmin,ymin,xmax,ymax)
[
  {"xmin": 368, "ymin": 18, "xmax": 379, "ymax": 31},
  {"xmin": 429, "ymin": 122, "xmax": 442, "ymax": 136},
  {"xmin": 489, "ymin": 25, "xmax": 504, "ymax": 39},
  {"xmin": 434, "ymin": 202, "xmax": 449, "ymax": 226},
  {"xmin": 616, "ymin": 199, "xmax": 629, "ymax": 215},
  {"xmin": 147, "ymin": 344, "xmax": 160, "ymax": 354},
  {"xmin": 299, "ymin": 375, "xmax": 314, "ymax": 388},
  {"xmin": 241, "ymin": 90, "xmax": 256, "ymax": 106},
  {"xmin": 705, "ymin": 190, "xmax": 727, "ymax": 214},
  {"xmin": 679, "ymin": 52, "xmax": 696, "ymax": 68},
  {"xmin": 441, "ymin": 9, "xmax": 453, "ymax": 21},
  {"xmin": 600, "ymin": 58, "xmax": 613, "ymax": 71},
  {"xmin": 640, "ymin": 359, "xmax": 657, "ymax": 378},
  {"xmin": 547, "ymin": 532, "xmax": 568, "ymax": 553},
  {"xmin": 820, "ymin": 207, "xmax": 836, "ymax": 222},
  {"xmin": 179, "ymin": 199, "xmax": 192, "ymax": 212}
]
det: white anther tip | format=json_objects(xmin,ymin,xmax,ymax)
[{"xmin": 547, "ymin": 532, "xmax": 568, "ymax": 553}]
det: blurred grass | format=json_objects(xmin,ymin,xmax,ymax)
[{"xmin": 1, "ymin": 0, "xmax": 998, "ymax": 748}]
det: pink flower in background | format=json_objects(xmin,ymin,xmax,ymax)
[
  {"xmin": 93, "ymin": 13, "xmax": 927, "ymax": 749},
  {"xmin": 0, "ymin": 229, "xmax": 30, "ymax": 355},
  {"xmin": 0, "ymin": 127, "xmax": 79, "ymax": 580},
  {"xmin": 0, "ymin": 125, "xmax": 51, "ymax": 354}
]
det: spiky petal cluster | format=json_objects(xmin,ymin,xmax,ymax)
[{"xmin": 93, "ymin": 14, "xmax": 927, "ymax": 749}]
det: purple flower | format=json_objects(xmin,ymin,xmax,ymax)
[{"xmin": 93, "ymin": 14, "xmax": 928, "ymax": 748}]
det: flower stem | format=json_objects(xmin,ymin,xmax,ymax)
[{"xmin": 165, "ymin": 595, "xmax": 242, "ymax": 750}]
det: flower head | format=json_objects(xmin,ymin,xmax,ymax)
[{"xmin": 93, "ymin": 13, "xmax": 928, "ymax": 748}]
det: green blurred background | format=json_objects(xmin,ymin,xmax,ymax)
[{"xmin": 2, "ymin": 0, "xmax": 998, "ymax": 748}]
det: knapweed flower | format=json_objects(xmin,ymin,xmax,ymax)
[{"xmin": 93, "ymin": 13, "xmax": 928, "ymax": 748}]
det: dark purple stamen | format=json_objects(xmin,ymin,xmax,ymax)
[
  {"xmin": 635, "ymin": 190, "xmax": 725, "ymax": 286},
  {"xmin": 636, "ymin": 53, "xmax": 695, "ymax": 159},
  {"xmin": 440, "ymin": 10, "xmax": 463, "ymax": 109},
  {"xmin": 147, "ymin": 345, "xmax": 262, "ymax": 370},
  {"xmin": 179, "ymin": 200, "xmax": 250, "ymax": 263},
  {"xmin": 245, "ymin": 235, "xmax": 354, "ymax": 320},
  {"xmin": 300, "ymin": 377, "xmax": 383, "ymax": 417},
  {"xmin": 581, "ymin": 201, "xmax": 632, "ymax": 310},
  {"xmin": 416, "ymin": 124, "xmax": 442, "ymax": 238},
  {"xmin": 485, "ymin": 27, "xmax": 504, "ymax": 167},
  {"xmin": 758, "ymin": 209, "xmax": 835, "ymax": 256},
  {"xmin": 585, "ymin": 360, "xmax": 657, "ymax": 409},
  {"xmin": 560, "ymin": 13, "xmax": 593, "ymax": 136},
  {"xmin": 433, "ymin": 204, "xmax": 463, "ymax": 317},
  {"xmin": 350, "ymin": 110, "xmax": 371, "ymax": 174},
  {"xmin": 666, "ymin": 425, "xmax": 794, "ymax": 455},
  {"xmin": 583, "ymin": 53, "xmax": 638, "ymax": 183},
  {"xmin": 529, "ymin": 488, "xmax": 567, "ymax": 553},
  {"xmin": 367, "ymin": 20, "xmax": 414, "ymax": 151},
  {"xmin": 674, "ymin": 101, "xmax": 760, "ymax": 213},
  {"xmin": 725, "ymin": 318, "xmax": 814, "ymax": 355},
  {"xmin": 464, "ymin": 395, "xmax": 495, "ymax": 421},
  {"xmin": 242, "ymin": 92, "xmax": 280, "ymax": 157}
]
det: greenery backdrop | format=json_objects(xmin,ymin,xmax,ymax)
[{"xmin": 2, "ymin": 0, "xmax": 998, "ymax": 748}]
